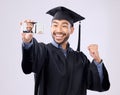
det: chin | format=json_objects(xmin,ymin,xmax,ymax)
[{"xmin": 55, "ymin": 40, "xmax": 63, "ymax": 44}]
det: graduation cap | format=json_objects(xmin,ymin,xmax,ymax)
[
  {"xmin": 46, "ymin": 6, "xmax": 85, "ymax": 51},
  {"xmin": 28, "ymin": 22, "xmax": 36, "ymax": 24}
]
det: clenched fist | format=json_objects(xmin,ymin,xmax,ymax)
[{"xmin": 88, "ymin": 44, "xmax": 102, "ymax": 63}]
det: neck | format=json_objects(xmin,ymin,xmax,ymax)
[{"xmin": 60, "ymin": 41, "xmax": 67, "ymax": 50}]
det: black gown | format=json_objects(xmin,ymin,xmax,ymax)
[{"xmin": 22, "ymin": 38, "xmax": 110, "ymax": 95}]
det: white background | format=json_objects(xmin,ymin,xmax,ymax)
[{"xmin": 0, "ymin": 0, "xmax": 120, "ymax": 95}]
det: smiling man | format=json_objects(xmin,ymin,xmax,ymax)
[
  {"xmin": 51, "ymin": 19, "xmax": 74, "ymax": 49},
  {"xmin": 21, "ymin": 6, "xmax": 110, "ymax": 95}
]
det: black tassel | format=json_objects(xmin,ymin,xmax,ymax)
[
  {"xmin": 35, "ymin": 24, "xmax": 37, "ymax": 33},
  {"xmin": 77, "ymin": 21, "xmax": 81, "ymax": 52}
]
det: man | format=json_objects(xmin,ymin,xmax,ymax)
[{"xmin": 21, "ymin": 6, "xmax": 110, "ymax": 95}]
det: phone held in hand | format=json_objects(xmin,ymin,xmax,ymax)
[{"xmin": 21, "ymin": 22, "xmax": 44, "ymax": 34}]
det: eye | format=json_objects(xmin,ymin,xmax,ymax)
[
  {"xmin": 62, "ymin": 24, "xmax": 68, "ymax": 28},
  {"xmin": 52, "ymin": 24, "xmax": 58, "ymax": 27},
  {"xmin": 54, "ymin": 24, "xmax": 57, "ymax": 27}
]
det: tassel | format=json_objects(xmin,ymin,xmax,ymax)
[{"xmin": 77, "ymin": 21, "xmax": 81, "ymax": 52}]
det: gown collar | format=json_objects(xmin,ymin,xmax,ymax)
[{"xmin": 51, "ymin": 40, "xmax": 73, "ymax": 57}]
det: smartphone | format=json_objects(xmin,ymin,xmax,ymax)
[{"xmin": 21, "ymin": 22, "xmax": 44, "ymax": 34}]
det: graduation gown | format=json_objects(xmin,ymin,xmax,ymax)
[{"xmin": 22, "ymin": 38, "xmax": 110, "ymax": 95}]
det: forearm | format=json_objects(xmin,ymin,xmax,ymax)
[
  {"xmin": 92, "ymin": 61, "xmax": 110, "ymax": 91},
  {"xmin": 21, "ymin": 38, "xmax": 47, "ymax": 74},
  {"xmin": 93, "ymin": 60, "xmax": 103, "ymax": 83},
  {"xmin": 22, "ymin": 44, "xmax": 33, "ymax": 74}
]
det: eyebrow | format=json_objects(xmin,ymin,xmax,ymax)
[
  {"xmin": 62, "ymin": 22, "xmax": 69, "ymax": 25},
  {"xmin": 52, "ymin": 21, "xmax": 58, "ymax": 24}
]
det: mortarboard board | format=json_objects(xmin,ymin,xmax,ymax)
[{"xmin": 46, "ymin": 6, "xmax": 85, "ymax": 51}]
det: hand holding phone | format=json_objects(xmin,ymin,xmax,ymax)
[{"xmin": 20, "ymin": 20, "xmax": 44, "ymax": 34}]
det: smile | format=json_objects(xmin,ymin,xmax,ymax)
[{"xmin": 54, "ymin": 33, "xmax": 66, "ymax": 39}]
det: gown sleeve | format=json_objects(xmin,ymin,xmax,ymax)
[
  {"xmin": 80, "ymin": 52, "xmax": 110, "ymax": 92},
  {"xmin": 87, "ymin": 62, "xmax": 110, "ymax": 92},
  {"xmin": 21, "ymin": 38, "xmax": 47, "ymax": 74},
  {"xmin": 87, "ymin": 61, "xmax": 110, "ymax": 91}
]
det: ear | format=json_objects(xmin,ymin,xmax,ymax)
[{"xmin": 70, "ymin": 27, "xmax": 74, "ymax": 34}]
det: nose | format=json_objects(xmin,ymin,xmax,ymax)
[{"xmin": 56, "ymin": 26, "xmax": 62, "ymax": 33}]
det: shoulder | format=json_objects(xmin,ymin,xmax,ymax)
[
  {"xmin": 72, "ymin": 51, "xmax": 89, "ymax": 64},
  {"xmin": 73, "ymin": 51, "xmax": 87, "ymax": 58}
]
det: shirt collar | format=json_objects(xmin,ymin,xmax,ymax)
[
  {"xmin": 51, "ymin": 40, "xmax": 70, "ymax": 49},
  {"xmin": 51, "ymin": 40, "xmax": 61, "ymax": 48},
  {"xmin": 51, "ymin": 40, "xmax": 73, "ymax": 52}
]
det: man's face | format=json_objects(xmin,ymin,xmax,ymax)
[
  {"xmin": 51, "ymin": 19, "xmax": 74, "ymax": 44},
  {"xmin": 26, "ymin": 22, "xmax": 34, "ymax": 32}
]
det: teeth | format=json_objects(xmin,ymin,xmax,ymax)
[{"xmin": 56, "ymin": 34, "xmax": 63, "ymax": 37}]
